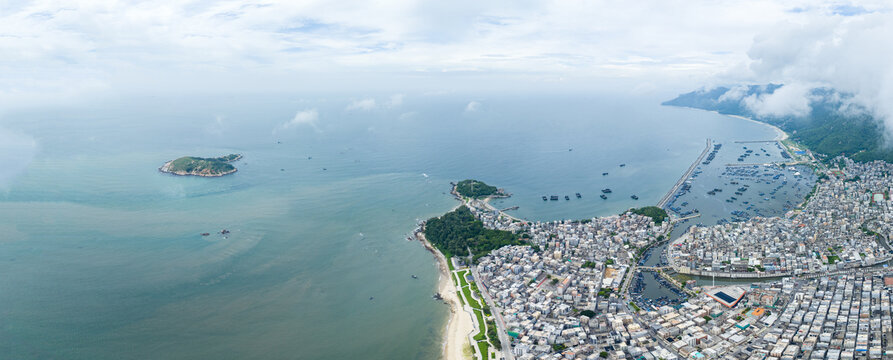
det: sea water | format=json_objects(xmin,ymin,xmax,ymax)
[{"xmin": 0, "ymin": 93, "xmax": 787, "ymax": 359}]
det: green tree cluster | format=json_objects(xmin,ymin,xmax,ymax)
[
  {"xmin": 424, "ymin": 206, "xmax": 525, "ymax": 261},
  {"xmin": 454, "ymin": 179, "xmax": 498, "ymax": 198},
  {"xmin": 627, "ymin": 206, "xmax": 669, "ymax": 225}
]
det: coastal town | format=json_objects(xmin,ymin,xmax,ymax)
[
  {"xmin": 423, "ymin": 149, "xmax": 893, "ymax": 360},
  {"xmin": 669, "ymin": 157, "xmax": 893, "ymax": 278}
]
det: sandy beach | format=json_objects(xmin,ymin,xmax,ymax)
[
  {"xmin": 725, "ymin": 114, "xmax": 789, "ymax": 141},
  {"xmin": 418, "ymin": 231, "xmax": 474, "ymax": 360}
]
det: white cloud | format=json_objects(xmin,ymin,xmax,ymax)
[
  {"xmin": 0, "ymin": 0, "xmax": 887, "ymax": 107},
  {"xmin": 742, "ymin": 83, "xmax": 813, "ymax": 117},
  {"xmin": 465, "ymin": 101, "xmax": 481, "ymax": 112},
  {"xmin": 276, "ymin": 109, "xmax": 320, "ymax": 133},
  {"xmin": 717, "ymin": 85, "xmax": 749, "ymax": 102},
  {"xmin": 736, "ymin": 9, "xmax": 893, "ymax": 129},
  {"xmin": 0, "ymin": 128, "xmax": 37, "ymax": 188},
  {"xmin": 346, "ymin": 98, "xmax": 376, "ymax": 111},
  {"xmin": 387, "ymin": 94, "xmax": 404, "ymax": 108}
]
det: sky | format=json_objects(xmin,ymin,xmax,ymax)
[
  {"xmin": 0, "ymin": 0, "xmax": 891, "ymax": 179},
  {"xmin": 0, "ymin": 0, "xmax": 890, "ymax": 101}
]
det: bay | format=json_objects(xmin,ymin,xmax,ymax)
[{"xmin": 0, "ymin": 93, "xmax": 779, "ymax": 359}]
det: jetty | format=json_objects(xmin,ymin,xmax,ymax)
[
  {"xmin": 671, "ymin": 213, "xmax": 701, "ymax": 223},
  {"xmin": 657, "ymin": 138, "xmax": 712, "ymax": 209}
]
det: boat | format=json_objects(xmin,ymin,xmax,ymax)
[
  {"xmin": 201, "ymin": 233, "xmax": 210, "ymax": 236},
  {"xmin": 411, "ymin": 275, "xmax": 418, "ymax": 279},
  {"xmin": 630, "ymin": 195, "xmax": 638, "ymax": 200},
  {"xmin": 565, "ymin": 195, "xmax": 570, "ymax": 200},
  {"xmin": 601, "ymin": 188, "xmax": 612, "ymax": 193},
  {"xmin": 542, "ymin": 196, "xmax": 548, "ymax": 201},
  {"xmin": 619, "ymin": 164, "xmax": 626, "ymax": 167},
  {"xmin": 550, "ymin": 195, "xmax": 559, "ymax": 201},
  {"xmin": 575, "ymin": 193, "xmax": 582, "ymax": 198},
  {"xmin": 600, "ymin": 194, "xmax": 607, "ymax": 200},
  {"xmin": 602, "ymin": 172, "xmax": 609, "ymax": 176}
]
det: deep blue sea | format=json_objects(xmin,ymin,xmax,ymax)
[{"xmin": 0, "ymin": 93, "xmax": 782, "ymax": 359}]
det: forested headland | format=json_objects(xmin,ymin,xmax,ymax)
[{"xmin": 424, "ymin": 205, "xmax": 525, "ymax": 262}]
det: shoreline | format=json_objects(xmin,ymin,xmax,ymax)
[
  {"xmin": 722, "ymin": 113, "xmax": 789, "ymax": 141},
  {"xmin": 417, "ymin": 230, "xmax": 475, "ymax": 360}
]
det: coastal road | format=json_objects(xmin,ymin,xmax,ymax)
[{"xmin": 471, "ymin": 266, "xmax": 516, "ymax": 360}]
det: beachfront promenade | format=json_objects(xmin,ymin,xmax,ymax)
[{"xmin": 656, "ymin": 138, "xmax": 712, "ymax": 209}]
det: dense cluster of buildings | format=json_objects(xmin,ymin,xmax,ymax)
[
  {"xmin": 470, "ymin": 212, "xmax": 670, "ymax": 359},
  {"xmin": 477, "ymin": 240, "xmax": 893, "ymax": 359},
  {"xmin": 669, "ymin": 160, "xmax": 893, "ymax": 277},
  {"xmin": 475, "ymin": 238, "xmax": 790, "ymax": 360},
  {"xmin": 459, "ymin": 157, "xmax": 893, "ymax": 359}
]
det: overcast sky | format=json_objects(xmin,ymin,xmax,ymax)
[
  {"xmin": 0, "ymin": 0, "xmax": 890, "ymax": 103},
  {"xmin": 0, "ymin": 0, "xmax": 891, "ymax": 186}
]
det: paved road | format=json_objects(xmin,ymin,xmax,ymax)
[{"xmin": 471, "ymin": 266, "xmax": 516, "ymax": 360}]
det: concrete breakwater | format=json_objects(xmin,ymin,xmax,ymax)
[{"xmin": 657, "ymin": 138, "xmax": 712, "ymax": 209}]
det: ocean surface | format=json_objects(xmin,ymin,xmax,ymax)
[{"xmin": 0, "ymin": 93, "xmax": 783, "ymax": 359}]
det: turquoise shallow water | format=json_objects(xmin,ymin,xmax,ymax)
[{"xmin": 0, "ymin": 93, "xmax": 779, "ymax": 359}]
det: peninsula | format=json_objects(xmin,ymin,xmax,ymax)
[{"xmin": 159, "ymin": 154, "xmax": 242, "ymax": 177}]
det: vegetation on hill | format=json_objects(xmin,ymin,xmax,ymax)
[
  {"xmin": 664, "ymin": 85, "xmax": 891, "ymax": 162},
  {"xmin": 162, "ymin": 154, "xmax": 242, "ymax": 177},
  {"xmin": 626, "ymin": 206, "xmax": 669, "ymax": 225},
  {"xmin": 455, "ymin": 179, "xmax": 499, "ymax": 198},
  {"xmin": 424, "ymin": 205, "xmax": 525, "ymax": 261}
]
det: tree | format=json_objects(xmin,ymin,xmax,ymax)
[
  {"xmin": 626, "ymin": 206, "xmax": 669, "ymax": 225},
  {"xmin": 423, "ymin": 206, "xmax": 525, "ymax": 260},
  {"xmin": 454, "ymin": 179, "xmax": 498, "ymax": 198}
]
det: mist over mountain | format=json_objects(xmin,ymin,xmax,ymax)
[{"xmin": 664, "ymin": 84, "xmax": 891, "ymax": 162}]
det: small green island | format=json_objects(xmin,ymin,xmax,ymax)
[
  {"xmin": 159, "ymin": 154, "xmax": 242, "ymax": 177},
  {"xmin": 453, "ymin": 179, "xmax": 508, "ymax": 198}
]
